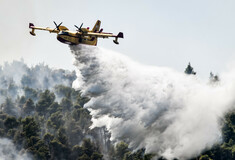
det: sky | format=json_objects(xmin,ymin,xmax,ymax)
[{"xmin": 1, "ymin": 0, "xmax": 235, "ymax": 78}]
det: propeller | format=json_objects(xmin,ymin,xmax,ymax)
[
  {"xmin": 53, "ymin": 21, "xmax": 63, "ymax": 32},
  {"xmin": 74, "ymin": 23, "xmax": 84, "ymax": 34}
]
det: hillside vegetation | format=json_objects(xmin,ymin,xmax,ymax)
[{"xmin": 0, "ymin": 61, "xmax": 234, "ymax": 160}]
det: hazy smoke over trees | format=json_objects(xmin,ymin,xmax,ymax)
[
  {"xmin": 0, "ymin": 138, "xmax": 32, "ymax": 160},
  {"xmin": 0, "ymin": 60, "xmax": 77, "ymax": 159},
  {"xmin": 0, "ymin": 59, "xmax": 109, "ymax": 160},
  {"xmin": 0, "ymin": 60, "xmax": 76, "ymax": 103}
]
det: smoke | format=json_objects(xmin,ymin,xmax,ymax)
[
  {"xmin": 71, "ymin": 45, "xmax": 235, "ymax": 159},
  {"xmin": 0, "ymin": 138, "xmax": 32, "ymax": 160},
  {"xmin": 0, "ymin": 60, "xmax": 75, "ymax": 88},
  {"xmin": 0, "ymin": 60, "xmax": 75, "ymax": 102}
]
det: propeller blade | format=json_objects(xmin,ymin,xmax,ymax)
[
  {"xmin": 57, "ymin": 22, "xmax": 63, "ymax": 28},
  {"xmin": 74, "ymin": 25, "xmax": 79, "ymax": 30},
  {"xmin": 53, "ymin": 21, "xmax": 57, "ymax": 27},
  {"xmin": 79, "ymin": 23, "xmax": 83, "ymax": 29},
  {"xmin": 53, "ymin": 21, "xmax": 63, "ymax": 32},
  {"xmin": 53, "ymin": 21, "xmax": 58, "ymax": 32},
  {"xmin": 75, "ymin": 23, "xmax": 84, "ymax": 34}
]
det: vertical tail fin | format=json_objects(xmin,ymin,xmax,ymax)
[{"xmin": 92, "ymin": 20, "xmax": 101, "ymax": 32}]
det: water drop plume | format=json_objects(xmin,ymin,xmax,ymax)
[{"xmin": 70, "ymin": 45, "xmax": 235, "ymax": 159}]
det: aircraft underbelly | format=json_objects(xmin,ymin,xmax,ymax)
[
  {"xmin": 57, "ymin": 35, "xmax": 97, "ymax": 46},
  {"xmin": 57, "ymin": 35, "xmax": 78, "ymax": 45}
]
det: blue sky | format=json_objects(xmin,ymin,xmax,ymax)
[{"xmin": 1, "ymin": 0, "xmax": 235, "ymax": 78}]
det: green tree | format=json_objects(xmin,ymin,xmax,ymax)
[
  {"xmin": 72, "ymin": 108, "xmax": 92, "ymax": 130},
  {"xmin": 27, "ymin": 136, "xmax": 40, "ymax": 148},
  {"xmin": 124, "ymin": 148, "xmax": 145, "ymax": 160},
  {"xmin": 50, "ymin": 139, "xmax": 71, "ymax": 159},
  {"xmin": 123, "ymin": 148, "xmax": 154, "ymax": 160},
  {"xmin": 66, "ymin": 119, "xmax": 83, "ymax": 145},
  {"xmin": 32, "ymin": 139, "xmax": 50, "ymax": 160},
  {"xmin": 47, "ymin": 102, "xmax": 62, "ymax": 115},
  {"xmin": 209, "ymin": 72, "xmax": 219, "ymax": 83},
  {"xmin": 222, "ymin": 112, "xmax": 235, "ymax": 143},
  {"xmin": 43, "ymin": 133, "xmax": 54, "ymax": 146},
  {"xmin": 17, "ymin": 96, "xmax": 26, "ymax": 109},
  {"xmin": 22, "ymin": 116, "xmax": 40, "ymax": 138},
  {"xmin": 57, "ymin": 128, "xmax": 68, "ymax": 145},
  {"xmin": 184, "ymin": 62, "xmax": 196, "ymax": 75},
  {"xmin": 54, "ymin": 85, "xmax": 73, "ymax": 99},
  {"xmin": 78, "ymin": 154, "xmax": 90, "ymax": 160},
  {"xmin": 47, "ymin": 111, "xmax": 64, "ymax": 130},
  {"xmin": 21, "ymin": 74, "xmax": 36, "ymax": 88},
  {"xmin": 1, "ymin": 98, "xmax": 18, "ymax": 117},
  {"xmin": 8, "ymin": 80, "xmax": 18, "ymax": 99},
  {"xmin": 91, "ymin": 152, "xmax": 103, "ymax": 160},
  {"xmin": 76, "ymin": 94, "xmax": 90, "ymax": 107},
  {"xmin": 24, "ymin": 87, "xmax": 39, "ymax": 101},
  {"xmin": 82, "ymin": 139, "xmax": 97, "ymax": 157},
  {"xmin": 4, "ymin": 116, "xmax": 19, "ymax": 130},
  {"xmin": 14, "ymin": 129, "xmax": 25, "ymax": 147},
  {"xmin": 27, "ymin": 136, "xmax": 50, "ymax": 159},
  {"xmin": 36, "ymin": 90, "xmax": 55, "ymax": 115},
  {"xmin": 22, "ymin": 98, "xmax": 35, "ymax": 116},
  {"xmin": 7, "ymin": 128, "xmax": 17, "ymax": 139},
  {"xmin": 60, "ymin": 97, "xmax": 73, "ymax": 111},
  {"xmin": 115, "ymin": 141, "xmax": 130, "ymax": 160},
  {"xmin": 71, "ymin": 145, "xmax": 83, "ymax": 159}
]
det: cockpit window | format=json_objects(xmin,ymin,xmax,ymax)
[{"xmin": 59, "ymin": 31, "xmax": 69, "ymax": 35}]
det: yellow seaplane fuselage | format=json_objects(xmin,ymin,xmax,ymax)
[{"xmin": 29, "ymin": 20, "xmax": 124, "ymax": 46}]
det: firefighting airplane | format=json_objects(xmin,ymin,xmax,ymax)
[{"xmin": 29, "ymin": 20, "xmax": 124, "ymax": 46}]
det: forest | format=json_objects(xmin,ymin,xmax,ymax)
[{"xmin": 0, "ymin": 61, "xmax": 234, "ymax": 160}]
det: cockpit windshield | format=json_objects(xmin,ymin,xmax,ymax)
[{"xmin": 58, "ymin": 31, "xmax": 69, "ymax": 35}]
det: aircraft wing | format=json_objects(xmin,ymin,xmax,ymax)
[
  {"xmin": 84, "ymin": 32, "xmax": 124, "ymax": 39},
  {"xmin": 29, "ymin": 23, "xmax": 59, "ymax": 36},
  {"xmin": 84, "ymin": 32, "xmax": 124, "ymax": 44}
]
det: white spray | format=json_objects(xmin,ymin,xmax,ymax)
[{"xmin": 70, "ymin": 45, "xmax": 235, "ymax": 159}]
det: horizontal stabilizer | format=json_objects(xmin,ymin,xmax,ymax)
[{"xmin": 113, "ymin": 32, "xmax": 124, "ymax": 44}]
